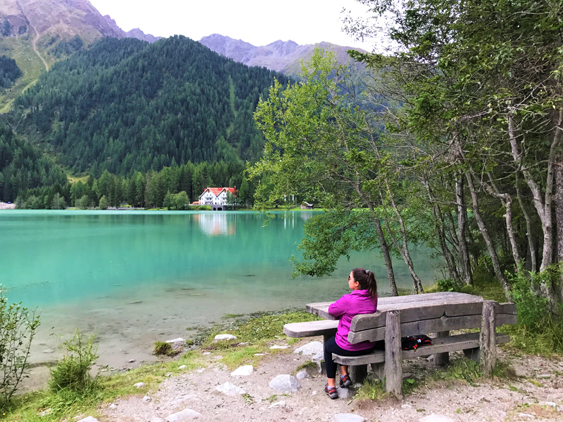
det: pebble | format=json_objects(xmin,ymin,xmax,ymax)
[
  {"xmin": 419, "ymin": 416, "xmax": 455, "ymax": 422},
  {"xmin": 401, "ymin": 404, "xmax": 413, "ymax": 409},
  {"xmin": 166, "ymin": 338, "xmax": 185, "ymax": 344},
  {"xmin": 231, "ymin": 365, "xmax": 254, "ymax": 376},
  {"xmin": 296, "ymin": 369, "xmax": 309, "ymax": 380},
  {"xmin": 129, "ymin": 359, "xmax": 136, "ymax": 363},
  {"xmin": 143, "ymin": 395, "xmax": 152, "ymax": 402},
  {"xmin": 254, "ymin": 353, "xmax": 265, "ymax": 356},
  {"xmin": 270, "ymin": 345, "xmax": 289, "ymax": 349},
  {"xmin": 76, "ymin": 418, "xmax": 99, "ymax": 422},
  {"xmin": 312, "ymin": 390, "xmax": 317, "ymax": 396},
  {"xmin": 109, "ymin": 404, "xmax": 117, "ymax": 410},
  {"xmin": 216, "ymin": 382, "xmax": 246, "ymax": 396},
  {"xmin": 179, "ymin": 365, "xmax": 187, "ymax": 370},
  {"xmin": 336, "ymin": 387, "xmax": 350, "ymax": 399},
  {"xmin": 202, "ymin": 352, "xmax": 211, "ymax": 355},
  {"xmin": 214, "ymin": 334, "xmax": 237, "ymax": 341},
  {"xmin": 332, "ymin": 414, "xmax": 365, "ymax": 422},
  {"xmin": 269, "ymin": 374, "xmax": 301, "ymax": 393},
  {"xmin": 134, "ymin": 382, "xmax": 146, "ymax": 388},
  {"xmin": 165, "ymin": 408, "xmax": 202, "ymax": 421}
]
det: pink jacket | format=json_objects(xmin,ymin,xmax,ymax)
[{"xmin": 328, "ymin": 289, "xmax": 377, "ymax": 351}]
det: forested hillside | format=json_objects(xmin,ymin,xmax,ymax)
[
  {"xmin": 0, "ymin": 123, "xmax": 67, "ymax": 202},
  {"xmin": 10, "ymin": 36, "xmax": 289, "ymax": 176},
  {"xmin": 0, "ymin": 56, "xmax": 21, "ymax": 89}
]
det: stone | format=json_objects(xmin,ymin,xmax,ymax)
[
  {"xmin": 129, "ymin": 359, "xmax": 136, "ymax": 363},
  {"xmin": 296, "ymin": 369, "xmax": 309, "ymax": 380},
  {"xmin": 231, "ymin": 365, "xmax": 254, "ymax": 376},
  {"xmin": 537, "ymin": 374, "xmax": 551, "ymax": 379},
  {"xmin": 109, "ymin": 404, "xmax": 117, "ymax": 410},
  {"xmin": 401, "ymin": 404, "xmax": 413, "ymax": 409},
  {"xmin": 269, "ymin": 401, "xmax": 293, "ymax": 412},
  {"xmin": 214, "ymin": 334, "xmax": 237, "ymax": 341},
  {"xmin": 42, "ymin": 349, "xmax": 55, "ymax": 354},
  {"xmin": 134, "ymin": 382, "xmax": 146, "ymax": 388},
  {"xmin": 517, "ymin": 414, "xmax": 535, "ymax": 420},
  {"xmin": 254, "ymin": 353, "xmax": 265, "ymax": 356},
  {"xmin": 270, "ymin": 345, "xmax": 289, "ymax": 349},
  {"xmin": 311, "ymin": 390, "xmax": 317, "ymax": 395},
  {"xmin": 202, "ymin": 352, "xmax": 211, "ymax": 355},
  {"xmin": 216, "ymin": 382, "xmax": 246, "ymax": 396},
  {"xmin": 332, "ymin": 414, "xmax": 365, "ymax": 422},
  {"xmin": 336, "ymin": 387, "xmax": 350, "ymax": 399},
  {"xmin": 166, "ymin": 338, "xmax": 185, "ymax": 344},
  {"xmin": 150, "ymin": 418, "xmax": 165, "ymax": 422},
  {"xmin": 419, "ymin": 416, "xmax": 455, "ymax": 422},
  {"xmin": 269, "ymin": 374, "xmax": 301, "ymax": 393},
  {"xmin": 294, "ymin": 341, "xmax": 323, "ymax": 356},
  {"xmin": 165, "ymin": 408, "xmax": 201, "ymax": 421},
  {"xmin": 77, "ymin": 418, "xmax": 99, "ymax": 422},
  {"xmin": 179, "ymin": 365, "xmax": 187, "ymax": 370},
  {"xmin": 143, "ymin": 395, "xmax": 152, "ymax": 402}
]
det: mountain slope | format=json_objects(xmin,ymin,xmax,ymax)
[
  {"xmin": 10, "ymin": 36, "xmax": 289, "ymax": 176},
  {"xmin": 199, "ymin": 34, "xmax": 365, "ymax": 75}
]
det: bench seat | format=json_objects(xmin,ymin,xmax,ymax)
[
  {"xmin": 332, "ymin": 332, "xmax": 510, "ymax": 365},
  {"xmin": 283, "ymin": 320, "xmax": 338, "ymax": 338}
]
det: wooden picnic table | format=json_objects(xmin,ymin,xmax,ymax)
[{"xmin": 284, "ymin": 291, "xmax": 517, "ymax": 398}]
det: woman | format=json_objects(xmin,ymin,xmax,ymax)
[{"xmin": 324, "ymin": 268, "xmax": 378, "ymax": 399}]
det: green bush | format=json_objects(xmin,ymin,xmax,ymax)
[
  {"xmin": 153, "ymin": 341, "xmax": 176, "ymax": 356},
  {"xmin": 0, "ymin": 290, "xmax": 40, "ymax": 408},
  {"xmin": 49, "ymin": 330, "xmax": 99, "ymax": 393}
]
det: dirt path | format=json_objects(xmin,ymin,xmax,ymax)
[
  {"xmin": 30, "ymin": 24, "xmax": 49, "ymax": 72},
  {"xmin": 97, "ymin": 339, "xmax": 563, "ymax": 422}
]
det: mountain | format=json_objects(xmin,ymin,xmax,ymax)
[
  {"xmin": 199, "ymin": 34, "xmax": 365, "ymax": 76},
  {"xmin": 9, "ymin": 36, "xmax": 290, "ymax": 176},
  {"xmin": 0, "ymin": 0, "xmax": 160, "ymax": 111}
]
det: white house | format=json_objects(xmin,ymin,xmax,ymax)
[{"xmin": 199, "ymin": 187, "xmax": 237, "ymax": 211}]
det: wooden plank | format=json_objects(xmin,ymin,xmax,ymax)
[
  {"xmin": 385, "ymin": 310, "xmax": 403, "ymax": 399},
  {"xmin": 306, "ymin": 292, "xmax": 483, "ymax": 320},
  {"xmin": 351, "ymin": 302, "xmax": 483, "ymax": 331},
  {"xmin": 348, "ymin": 313, "xmax": 517, "ymax": 343},
  {"xmin": 480, "ymin": 300, "xmax": 497, "ymax": 375},
  {"xmin": 498, "ymin": 302, "xmax": 517, "ymax": 315},
  {"xmin": 434, "ymin": 331, "xmax": 450, "ymax": 366},
  {"xmin": 332, "ymin": 333, "xmax": 510, "ymax": 365},
  {"xmin": 283, "ymin": 320, "xmax": 338, "ymax": 338}
]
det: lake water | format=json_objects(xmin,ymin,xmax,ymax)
[{"xmin": 0, "ymin": 210, "xmax": 442, "ymax": 370}]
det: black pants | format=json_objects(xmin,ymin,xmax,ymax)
[{"xmin": 324, "ymin": 335, "xmax": 381, "ymax": 379}]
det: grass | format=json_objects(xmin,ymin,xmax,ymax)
[{"xmin": 1, "ymin": 351, "xmax": 203, "ymax": 421}]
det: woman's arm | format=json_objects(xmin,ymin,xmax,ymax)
[{"xmin": 328, "ymin": 295, "xmax": 348, "ymax": 318}]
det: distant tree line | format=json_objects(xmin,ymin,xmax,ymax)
[
  {"xmin": 10, "ymin": 36, "xmax": 289, "ymax": 176},
  {"xmin": 0, "ymin": 56, "xmax": 22, "ymax": 89},
  {"xmin": 16, "ymin": 161, "xmax": 257, "ymax": 210}
]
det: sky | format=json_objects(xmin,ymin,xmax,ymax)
[{"xmin": 88, "ymin": 0, "xmax": 375, "ymax": 49}]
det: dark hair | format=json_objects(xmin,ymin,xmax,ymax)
[{"xmin": 352, "ymin": 268, "xmax": 378, "ymax": 301}]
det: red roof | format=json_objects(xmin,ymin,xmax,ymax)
[{"xmin": 200, "ymin": 187, "xmax": 237, "ymax": 197}]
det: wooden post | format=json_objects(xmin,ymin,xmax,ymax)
[
  {"xmin": 371, "ymin": 362, "xmax": 385, "ymax": 381},
  {"xmin": 349, "ymin": 365, "xmax": 368, "ymax": 384},
  {"xmin": 480, "ymin": 300, "xmax": 497, "ymax": 375},
  {"xmin": 434, "ymin": 331, "xmax": 450, "ymax": 366},
  {"xmin": 384, "ymin": 310, "xmax": 403, "ymax": 399}
]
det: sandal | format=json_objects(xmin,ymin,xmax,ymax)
[
  {"xmin": 325, "ymin": 383, "xmax": 338, "ymax": 399},
  {"xmin": 340, "ymin": 374, "xmax": 352, "ymax": 388}
]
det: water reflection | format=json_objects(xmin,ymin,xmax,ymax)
[{"xmin": 194, "ymin": 213, "xmax": 236, "ymax": 236}]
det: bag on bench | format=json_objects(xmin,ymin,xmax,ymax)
[{"xmin": 401, "ymin": 335, "xmax": 432, "ymax": 350}]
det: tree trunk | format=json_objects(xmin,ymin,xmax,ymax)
[
  {"xmin": 456, "ymin": 175, "xmax": 473, "ymax": 285},
  {"xmin": 465, "ymin": 172, "xmax": 512, "ymax": 300},
  {"xmin": 554, "ymin": 155, "xmax": 563, "ymax": 302},
  {"xmin": 516, "ymin": 173, "xmax": 537, "ymax": 273},
  {"xmin": 374, "ymin": 218, "xmax": 399, "ymax": 296}
]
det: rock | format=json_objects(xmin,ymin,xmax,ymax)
[
  {"xmin": 42, "ymin": 349, "xmax": 55, "ymax": 354},
  {"xmin": 270, "ymin": 345, "xmax": 289, "ymax": 349},
  {"xmin": 269, "ymin": 401, "xmax": 293, "ymax": 412},
  {"xmin": 402, "ymin": 404, "xmax": 413, "ymax": 409},
  {"xmin": 166, "ymin": 338, "xmax": 185, "ymax": 344},
  {"xmin": 150, "ymin": 418, "xmax": 165, "ymax": 422},
  {"xmin": 336, "ymin": 387, "xmax": 350, "ymax": 399},
  {"xmin": 179, "ymin": 365, "xmax": 187, "ymax": 370},
  {"xmin": 39, "ymin": 408, "xmax": 52, "ymax": 416},
  {"xmin": 202, "ymin": 352, "xmax": 210, "ymax": 355},
  {"xmin": 312, "ymin": 390, "xmax": 317, "ymax": 395},
  {"xmin": 77, "ymin": 418, "xmax": 99, "ymax": 422},
  {"xmin": 165, "ymin": 408, "xmax": 202, "ymax": 421},
  {"xmin": 419, "ymin": 416, "xmax": 455, "ymax": 422},
  {"xmin": 231, "ymin": 365, "xmax": 254, "ymax": 376},
  {"xmin": 134, "ymin": 382, "xmax": 146, "ymax": 388},
  {"xmin": 540, "ymin": 402, "xmax": 557, "ymax": 409},
  {"xmin": 537, "ymin": 374, "xmax": 551, "ymax": 379},
  {"xmin": 353, "ymin": 383, "xmax": 362, "ymax": 389},
  {"xmin": 216, "ymin": 382, "xmax": 246, "ymax": 396},
  {"xmin": 143, "ymin": 395, "xmax": 152, "ymax": 402},
  {"xmin": 109, "ymin": 404, "xmax": 117, "ymax": 409},
  {"xmin": 269, "ymin": 374, "xmax": 301, "ymax": 393},
  {"xmin": 332, "ymin": 414, "xmax": 365, "ymax": 422},
  {"xmin": 129, "ymin": 359, "xmax": 136, "ymax": 363},
  {"xmin": 294, "ymin": 341, "xmax": 323, "ymax": 356},
  {"xmin": 296, "ymin": 369, "xmax": 309, "ymax": 380},
  {"xmin": 254, "ymin": 353, "xmax": 265, "ymax": 356},
  {"xmin": 214, "ymin": 334, "xmax": 237, "ymax": 341},
  {"xmin": 517, "ymin": 414, "xmax": 535, "ymax": 420}
]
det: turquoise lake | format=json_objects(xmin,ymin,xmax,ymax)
[{"xmin": 0, "ymin": 210, "xmax": 443, "ymax": 368}]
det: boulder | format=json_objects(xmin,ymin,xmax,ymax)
[
  {"xmin": 216, "ymin": 382, "xmax": 246, "ymax": 396},
  {"xmin": 231, "ymin": 365, "xmax": 254, "ymax": 376},
  {"xmin": 165, "ymin": 408, "xmax": 201, "ymax": 421},
  {"xmin": 269, "ymin": 374, "xmax": 301, "ymax": 393},
  {"xmin": 332, "ymin": 414, "xmax": 365, "ymax": 422},
  {"xmin": 294, "ymin": 341, "xmax": 323, "ymax": 356},
  {"xmin": 214, "ymin": 334, "xmax": 237, "ymax": 341},
  {"xmin": 419, "ymin": 416, "xmax": 455, "ymax": 422},
  {"xmin": 295, "ymin": 369, "xmax": 309, "ymax": 380}
]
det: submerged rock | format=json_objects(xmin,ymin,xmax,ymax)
[{"xmin": 269, "ymin": 374, "xmax": 301, "ymax": 393}]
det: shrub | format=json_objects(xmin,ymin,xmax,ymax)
[
  {"xmin": 49, "ymin": 330, "xmax": 99, "ymax": 393},
  {"xmin": 153, "ymin": 341, "xmax": 175, "ymax": 356},
  {"xmin": 0, "ymin": 290, "xmax": 40, "ymax": 408}
]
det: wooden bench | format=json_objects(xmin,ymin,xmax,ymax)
[{"xmin": 283, "ymin": 292, "xmax": 517, "ymax": 398}]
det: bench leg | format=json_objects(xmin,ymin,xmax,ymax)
[
  {"xmin": 384, "ymin": 310, "xmax": 403, "ymax": 399},
  {"xmin": 370, "ymin": 362, "xmax": 385, "ymax": 381},
  {"xmin": 463, "ymin": 347, "xmax": 480, "ymax": 363},
  {"xmin": 480, "ymin": 300, "xmax": 497, "ymax": 375},
  {"xmin": 434, "ymin": 331, "xmax": 450, "ymax": 366},
  {"xmin": 348, "ymin": 365, "xmax": 368, "ymax": 384}
]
